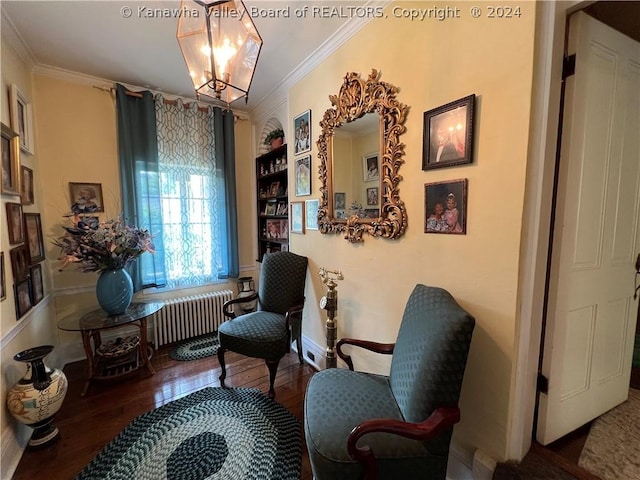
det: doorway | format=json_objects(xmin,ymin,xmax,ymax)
[{"xmin": 536, "ymin": 0, "xmax": 640, "ymax": 473}]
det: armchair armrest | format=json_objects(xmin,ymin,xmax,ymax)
[
  {"xmin": 336, "ymin": 338, "xmax": 395, "ymax": 371},
  {"xmin": 222, "ymin": 292, "xmax": 259, "ymax": 319},
  {"xmin": 284, "ymin": 300, "xmax": 305, "ymax": 329},
  {"xmin": 347, "ymin": 407, "xmax": 461, "ymax": 480}
]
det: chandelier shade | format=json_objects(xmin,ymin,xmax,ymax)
[{"xmin": 177, "ymin": 0, "xmax": 262, "ymax": 104}]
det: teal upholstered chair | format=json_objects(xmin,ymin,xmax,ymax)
[
  {"xmin": 218, "ymin": 251, "xmax": 308, "ymax": 398},
  {"xmin": 304, "ymin": 284, "xmax": 475, "ymax": 480}
]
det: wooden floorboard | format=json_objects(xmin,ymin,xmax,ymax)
[{"xmin": 12, "ymin": 346, "xmax": 316, "ymax": 480}]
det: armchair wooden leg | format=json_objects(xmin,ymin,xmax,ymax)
[
  {"xmin": 265, "ymin": 359, "xmax": 280, "ymax": 398},
  {"xmin": 218, "ymin": 347, "xmax": 227, "ymax": 388}
]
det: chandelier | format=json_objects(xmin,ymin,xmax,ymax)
[{"xmin": 177, "ymin": 0, "xmax": 263, "ymax": 105}]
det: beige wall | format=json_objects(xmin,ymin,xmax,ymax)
[{"xmin": 287, "ymin": 3, "xmax": 536, "ymax": 461}]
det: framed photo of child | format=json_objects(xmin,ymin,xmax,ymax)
[
  {"xmin": 424, "ymin": 178, "xmax": 468, "ymax": 234},
  {"xmin": 293, "ymin": 110, "xmax": 311, "ymax": 155}
]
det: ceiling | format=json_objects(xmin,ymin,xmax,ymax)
[{"xmin": 1, "ymin": 0, "xmax": 357, "ymax": 112}]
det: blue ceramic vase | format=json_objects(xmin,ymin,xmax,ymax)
[{"xmin": 96, "ymin": 269, "xmax": 133, "ymax": 315}]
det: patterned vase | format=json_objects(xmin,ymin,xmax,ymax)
[
  {"xmin": 6, "ymin": 345, "xmax": 68, "ymax": 447},
  {"xmin": 236, "ymin": 276, "xmax": 257, "ymax": 314},
  {"xmin": 96, "ymin": 268, "xmax": 133, "ymax": 315}
]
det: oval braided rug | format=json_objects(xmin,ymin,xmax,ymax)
[
  {"xmin": 76, "ymin": 388, "xmax": 301, "ymax": 480},
  {"xmin": 169, "ymin": 333, "xmax": 219, "ymax": 361}
]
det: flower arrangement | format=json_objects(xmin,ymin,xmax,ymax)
[
  {"xmin": 263, "ymin": 128, "xmax": 285, "ymax": 146},
  {"xmin": 54, "ymin": 215, "xmax": 154, "ymax": 273}
]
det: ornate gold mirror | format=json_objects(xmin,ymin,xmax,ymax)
[{"xmin": 317, "ymin": 70, "xmax": 408, "ymax": 242}]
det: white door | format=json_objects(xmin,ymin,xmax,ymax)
[{"xmin": 536, "ymin": 11, "xmax": 640, "ymax": 445}]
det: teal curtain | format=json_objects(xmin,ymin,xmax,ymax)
[
  {"xmin": 115, "ymin": 84, "xmax": 166, "ymax": 290},
  {"xmin": 214, "ymin": 107, "xmax": 239, "ymax": 278}
]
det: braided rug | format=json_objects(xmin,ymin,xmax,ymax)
[
  {"xmin": 76, "ymin": 388, "xmax": 301, "ymax": 480},
  {"xmin": 169, "ymin": 333, "xmax": 219, "ymax": 361}
]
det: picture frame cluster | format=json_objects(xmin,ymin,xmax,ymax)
[{"xmin": 422, "ymin": 94, "xmax": 475, "ymax": 235}]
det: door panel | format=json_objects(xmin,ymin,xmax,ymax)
[{"xmin": 537, "ymin": 11, "xmax": 640, "ymax": 445}]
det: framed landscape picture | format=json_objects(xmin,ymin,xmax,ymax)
[{"xmin": 422, "ymin": 94, "xmax": 475, "ymax": 170}]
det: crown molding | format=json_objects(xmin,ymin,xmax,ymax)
[
  {"xmin": 249, "ymin": 0, "xmax": 390, "ymax": 121},
  {"xmin": 1, "ymin": 5, "xmax": 37, "ymax": 68}
]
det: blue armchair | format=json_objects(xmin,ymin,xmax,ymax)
[
  {"xmin": 218, "ymin": 251, "xmax": 308, "ymax": 398},
  {"xmin": 304, "ymin": 284, "xmax": 475, "ymax": 479}
]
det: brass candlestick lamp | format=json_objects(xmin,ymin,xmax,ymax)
[{"xmin": 318, "ymin": 267, "xmax": 344, "ymax": 369}]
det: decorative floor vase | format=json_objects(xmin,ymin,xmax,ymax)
[
  {"xmin": 96, "ymin": 268, "xmax": 133, "ymax": 315},
  {"xmin": 236, "ymin": 276, "xmax": 257, "ymax": 314},
  {"xmin": 6, "ymin": 345, "xmax": 68, "ymax": 447}
]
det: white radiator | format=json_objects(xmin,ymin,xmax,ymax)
[{"xmin": 152, "ymin": 290, "xmax": 234, "ymax": 348}]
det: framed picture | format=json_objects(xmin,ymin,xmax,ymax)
[
  {"xmin": 293, "ymin": 109, "xmax": 311, "ymax": 155},
  {"xmin": 30, "ymin": 264, "xmax": 44, "ymax": 305},
  {"xmin": 334, "ymin": 192, "xmax": 346, "ymax": 210},
  {"xmin": 366, "ymin": 187, "xmax": 379, "ymax": 206},
  {"xmin": 305, "ymin": 199, "xmax": 319, "ymax": 231},
  {"xmin": 10, "ymin": 85, "xmax": 35, "ymax": 155},
  {"xmin": 290, "ymin": 201, "xmax": 305, "ymax": 234},
  {"xmin": 422, "ymin": 94, "xmax": 475, "ymax": 170},
  {"xmin": 424, "ymin": 178, "xmax": 468, "ymax": 234},
  {"xmin": 265, "ymin": 202, "xmax": 277, "ymax": 216},
  {"xmin": 362, "ymin": 153, "xmax": 379, "ymax": 182},
  {"xmin": 269, "ymin": 181, "xmax": 280, "ymax": 197},
  {"xmin": 280, "ymin": 219, "xmax": 288, "ymax": 239},
  {"xmin": 364, "ymin": 208, "xmax": 379, "ymax": 219},
  {"xmin": 20, "ymin": 166, "xmax": 34, "ymax": 205},
  {"xmin": 1, "ymin": 122, "xmax": 21, "ymax": 196},
  {"xmin": 69, "ymin": 182, "xmax": 104, "ymax": 214},
  {"xmin": 6, "ymin": 202, "xmax": 25, "ymax": 244},
  {"xmin": 1, "ymin": 252, "xmax": 6, "ymax": 302},
  {"xmin": 14, "ymin": 278, "xmax": 32, "ymax": 319},
  {"xmin": 276, "ymin": 201, "xmax": 287, "ymax": 216},
  {"xmin": 266, "ymin": 219, "xmax": 282, "ymax": 239},
  {"xmin": 24, "ymin": 213, "xmax": 45, "ymax": 264},
  {"xmin": 10, "ymin": 244, "xmax": 30, "ymax": 282},
  {"xmin": 295, "ymin": 155, "xmax": 311, "ymax": 196}
]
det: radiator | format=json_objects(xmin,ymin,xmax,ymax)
[{"xmin": 152, "ymin": 290, "xmax": 234, "ymax": 347}]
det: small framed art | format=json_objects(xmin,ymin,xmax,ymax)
[
  {"xmin": 424, "ymin": 178, "xmax": 468, "ymax": 234},
  {"xmin": 363, "ymin": 153, "xmax": 379, "ymax": 182},
  {"xmin": 366, "ymin": 187, "xmax": 378, "ymax": 206},
  {"xmin": 293, "ymin": 109, "xmax": 311, "ymax": 155},
  {"xmin": 290, "ymin": 201, "xmax": 305, "ymax": 234},
  {"xmin": 6, "ymin": 202, "xmax": 24, "ymax": 245},
  {"xmin": 69, "ymin": 182, "xmax": 104, "ymax": 214},
  {"xmin": 20, "ymin": 166, "xmax": 34, "ymax": 205},
  {"xmin": 10, "ymin": 84, "xmax": 35, "ymax": 155},
  {"xmin": 14, "ymin": 279, "xmax": 32, "ymax": 319},
  {"xmin": 266, "ymin": 219, "xmax": 282, "ymax": 239},
  {"xmin": 1, "ymin": 122, "xmax": 20, "ymax": 196},
  {"xmin": 334, "ymin": 192, "xmax": 346, "ymax": 210},
  {"xmin": 30, "ymin": 264, "xmax": 44, "ymax": 305},
  {"xmin": 24, "ymin": 213, "xmax": 45, "ymax": 264},
  {"xmin": 422, "ymin": 94, "xmax": 475, "ymax": 170},
  {"xmin": 0, "ymin": 252, "xmax": 6, "ymax": 302},
  {"xmin": 305, "ymin": 199, "xmax": 319, "ymax": 231},
  {"xmin": 295, "ymin": 155, "xmax": 311, "ymax": 196},
  {"xmin": 10, "ymin": 244, "xmax": 30, "ymax": 282}
]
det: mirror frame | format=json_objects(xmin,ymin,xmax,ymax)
[{"xmin": 317, "ymin": 69, "xmax": 408, "ymax": 242}]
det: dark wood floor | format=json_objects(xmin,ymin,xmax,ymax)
[{"xmin": 12, "ymin": 346, "xmax": 316, "ymax": 480}]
